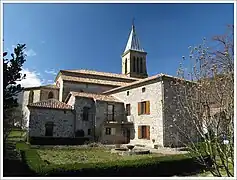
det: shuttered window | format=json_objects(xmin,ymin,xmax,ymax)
[
  {"xmin": 138, "ymin": 101, "xmax": 150, "ymax": 115},
  {"xmin": 138, "ymin": 125, "xmax": 150, "ymax": 140}
]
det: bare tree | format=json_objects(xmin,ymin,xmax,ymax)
[{"xmin": 164, "ymin": 25, "xmax": 234, "ymax": 177}]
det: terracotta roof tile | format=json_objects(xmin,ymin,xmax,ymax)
[
  {"xmin": 61, "ymin": 75, "xmax": 130, "ymax": 87},
  {"xmin": 62, "ymin": 69, "xmax": 139, "ymax": 80},
  {"xmin": 70, "ymin": 92, "xmax": 122, "ymax": 103},
  {"xmin": 28, "ymin": 99, "xmax": 72, "ymax": 110}
]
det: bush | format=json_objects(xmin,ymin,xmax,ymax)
[
  {"xmin": 29, "ymin": 137, "xmax": 89, "ymax": 145},
  {"xmin": 19, "ymin": 141, "xmax": 209, "ymax": 177}
]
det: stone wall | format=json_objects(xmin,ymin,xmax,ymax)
[
  {"xmin": 110, "ymin": 80, "xmax": 164, "ymax": 147},
  {"xmin": 95, "ymin": 100, "xmax": 125, "ymax": 143},
  {"xmin": 73, "ymin": 97, "xmax": 95, "ymax": 138},
  {"xmin": 163, "ymin": 78, "xmax": 198, "ymax": 147},
  {"xmin": 61, "ymin": 81, "xmax": 116, "ymax": 102},
  {"xmin": 29, "ymin": 107, "xmax": 75, "ymax": 137},
  {"xmin": 69, "ymin": 95, "xmax": 126, "ymax": 143},
  {"xmin": 40, "ymin": 88, "xmax": 59, "ymax": 101}
]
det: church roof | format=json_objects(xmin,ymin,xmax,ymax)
[
  {"xmin": 103, "ymin": 73, "xmax": 195, "ymax": 94},
  {"xmin": 123, "ymin": 24, "xmax": 144, "ymax": 54},
  {"xmin": 28, "ymin": 99, "xmax": 72, "ymax": 110},
  {"xmin": 60, "ymin": 74, "xmax": 131, "ymax": 87},
  {"xmin": 69, "ymin": 91, "xmax": 123, "ymax": 103},
  {"xmin": 24, "ymin": 84, "xmax": 59, "ymax": 90},
  {"xmin": 60, "ymin": 69, "xmax": 139, "ymax": 80}
]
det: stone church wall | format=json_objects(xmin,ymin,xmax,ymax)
[
  {"xmin": 110, "ymin": 80, "xmax": 164, "ymax": 147},
  {"xmin": 61, "ymin": 81, "xmax": 115, "ymax": 101},
  {"xmin": 163, "ymin": 78, "xmax": 198, "ymax": 147},
  {"xmin": 40, "ymin": 89, "xmax": 59, "ymax": 101},
  {"xmin": 29, "ymin": 107, "xmax": 74, "ymax": 137}
]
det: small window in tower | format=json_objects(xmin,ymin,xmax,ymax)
[
  {"xmin": 137, "ymin": 57, "xmax": 139, "ymax": 73},
  {"xmin": 133, "ymin": 57, "xmax": 136, "ymax": 72},
  {"xmin": 127, "ymin": 91, "xmax": 129, "ymax": 96},
  {"xmin": 142, "ymin": 87, "xmax": 146, "ymax": 93},
  {"xmin": 125, "ymin": 58, "xmax": 127, "ymax": 74},
  {"xmin": 140, "ymin": 58, "xmax": 143, "ymax": 73}
]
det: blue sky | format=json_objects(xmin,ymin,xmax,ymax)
[{"xmin": 3, "ymin": 3, "xmax": 234, "ymax": 87}]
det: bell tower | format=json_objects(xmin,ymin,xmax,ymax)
[{"xmin": 122, "ymin": 21, "xmax": 148, "ymax": 78}]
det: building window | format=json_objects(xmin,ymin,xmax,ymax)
[
  {"xmin": 133, "ymin": 56, "xmax": 136, "ymax": 72},
  {"xmin": 45, "ymin": 122, "xmax": 54, "ymax": 136},
  {"xmin": 105, "ymin": 127, "xmax": 116, "ymax": 135},
  {"xmin": 125, "ymin": 58, "xmax": 127, "ymax": 74},
  {"xmin": 48, "ymin": 91, "xmax": 54, "ymax": 99},
  {"xmin": 137, "ymin": 57, "xmax": 139, "ymax": 73},
  {"xmin": 107, "ymin": 104, "xmax": 115, "ymax": 121},
  {"xmin": 83, "ymin": 107, "xmax": 90, "ymax": 121},
  {"xmin": 28, "ymin": 90, "xmax": 34, "ymax": 104},
  {"xmin": 138, "ymin": 101, "xmax": 150, "ymax": 115},
  {"xmin": 127, "ymin": 91, "xmax": 129, "ymax": 96},
  {"xmin": 126, "ymin": 104, "xmax": 131, "ymax": 116},
  {"xmin": 142, "ymin": 87, "xmax": 146, "ymax": 93},
  {"xmin": 140, "ymin": 57, "xmax": 143, "ymax": 73},
  {"xmin": 88, "ymin": 129, "xmax": 91, "ymax": 135},
  {"xmin": 138, "ymin": 125, "xmax": 150, "ymax": 139}
]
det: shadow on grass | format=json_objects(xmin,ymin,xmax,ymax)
[{"xmin": 3, "ymin": 139, "xmax": 35, "ymax": 177}]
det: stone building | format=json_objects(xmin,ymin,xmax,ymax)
[{"xmin": 23, "ymin": 23, "xmax": 191, "ymax": 147}]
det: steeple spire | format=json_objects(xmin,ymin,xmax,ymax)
[{"xmin": 123, "ymin": 20, "xmax": 144, "ymax": 53}]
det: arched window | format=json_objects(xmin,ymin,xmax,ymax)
[
  {"xmin": 45, "ymin": 122, "xmax": 54, "ymax": 136},
  {"xmin": 133, "ymin": 57, "xmax": 136, "ymax": 72},
  {"xmin": 48, "ymin": 91, "xmax": 54, "ymax": 99},
  {"xmin": 125, "ymin": 58, "xmax": 127, "ymax": 74},
  {"xmin": 137, "ymin": 57, "xmax": 139, "ymax": 73},
  {"xmin": 28, "ymin": 90, "xmax": 34, "ymax": 104},
  {"xmin": 140, "ymin": 57, "xmax": 143, "ymax": 73}
]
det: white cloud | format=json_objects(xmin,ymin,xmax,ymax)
[
  {"xmin": 47, "ymin": 79, "xmax": 54, "ymax": 84},
  {"xmin": 45, "ymin": 69, "xmax": 57, "ymax": 75},
  {"xmin": 24, "ymin": 49, "xmax": 36, "ymax": 57},
  {"xmin": 18, "ymin": 68, "xmax": 42, "ymax": 88},
  {"xmin": 11, "ymin": 45, "xmax": 37, "ymax": 57}
]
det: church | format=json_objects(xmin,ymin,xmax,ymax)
[{"xmin": 22, "ymin": 23, "xmax": 186, "ymax": 147}]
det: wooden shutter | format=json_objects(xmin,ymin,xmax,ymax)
[
  {"xmin": 146, "ymin": 126, "xmax": 150, "ymax": 140},
  {"xmin": 146, "ymin": 101, "xmax": 150, "ymax": 114},
  {"xmin": 138, "ymin": 102, "xmax": 141, "ymax": 115},
  {"xmin": 138, "ymin": 126, "xmax": 142, "ymax": 139}
]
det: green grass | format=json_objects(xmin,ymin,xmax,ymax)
[
  {"xmin": 37, "ymin": 147, "xmax": 164, "ymax": 165},
  {"xmin": 8, "ymin": 129, "xmax": 26, "ymax": 141}
]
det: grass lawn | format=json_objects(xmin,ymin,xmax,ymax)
[
  {"xmin": 6, "ymin": 130, "xmax": 233, "ymax": 177},
  {"xmin": 37, "ymin": 147, "xmax": 164, "ymax": 165}
]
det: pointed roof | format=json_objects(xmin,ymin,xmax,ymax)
[{"xmin": 123, "ymin": 24, "xmax": 144, "ymax": 54}]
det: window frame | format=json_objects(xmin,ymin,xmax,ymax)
[
  {"xmin": 45, "ymin": 122, "xmax": 54, "ymax": 137},
  {"xmin": 48, "ymin": 91, "xmax": 54, "ymax": 99},
  {"xmin": 126, "ymin": 104, "xmax": 131, "ymax": 116},
  {"xmin": 105, "ymin": 127, "xmax": 111, "ymax": 135},
  {"xmin": 107, "ymin": 104, "xmax": 115, "ymax": 121},
  {"xmin": 82, "ymin": 107, "xmax": 90, "ymax": 121}
]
